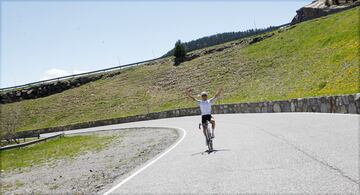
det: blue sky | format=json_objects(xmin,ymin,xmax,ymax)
[{"xmin": 0, "ymin": 0, "xmax": 312, "ymax": 88}]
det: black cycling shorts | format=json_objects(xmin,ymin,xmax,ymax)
[{"xmin": 202, "ymin": 114, "xmax": 212, "ymax": 124}]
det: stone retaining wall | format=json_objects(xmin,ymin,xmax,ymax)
[
  {"xmin": 0, "ymin": 71, "xmax": 121, "ymax": 104},
  {"xmin": 15, "ymin": 93, "xmax": 360, "ymax": 137}
]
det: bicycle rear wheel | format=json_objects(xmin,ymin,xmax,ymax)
[
  {"xmin": 207, "ymin": 127, "xmax": 213, "ymax": 151},
  {"xmin": 209, "ymin": 139, "xmax": 213, "ymax": 151}
]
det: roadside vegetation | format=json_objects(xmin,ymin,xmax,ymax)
[
  {"xmin": 0, "ymin": 7, "xmax": 358, "ymax": 132},
  {"xmin": 1, "ymin": 128, "xmax": 177, "ymax": 194},
  {"xmin": 0, "ymin": 104, "xmax": 21, "ymax": 142},
  {"xmin": 0, "ymin": 134, "xmax": 115, "ymax": 171}
]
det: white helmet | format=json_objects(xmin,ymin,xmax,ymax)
[{"xmin": 201, "ymin": 91, "xmax": 208, "ymax": 96}]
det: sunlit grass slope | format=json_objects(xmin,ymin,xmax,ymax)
[
  {"xmin": 1, "ymin": 7, "xmax": 359, "ymax": 131},
  {"xmin": 0, "ymin": 135, "xmax": 114, "ymax": 171}
]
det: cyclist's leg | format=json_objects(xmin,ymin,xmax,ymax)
[
  {"xmin": 201, "ymin": 115, "xmax": 209, "ymax": 145},
  {"xmin": 210, "ymin": 117, "xmax": 215, "ymax": 138},
  {"xmin": 202, "ymin": 123, "xmax": 208, "ymax": 145}
]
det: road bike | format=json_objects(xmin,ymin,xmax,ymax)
[{"xmin": 199, "ymin": 121, "xmax": 213, "ymax": 152}]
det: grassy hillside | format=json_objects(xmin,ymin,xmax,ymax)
[{"xmin": 1, "ymin": 7, "xmax": 359, "ymax": 132}]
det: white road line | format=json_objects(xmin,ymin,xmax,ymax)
[{"xmin": 103, "ymin": 127, "xmax": 187, "ymax": 195}]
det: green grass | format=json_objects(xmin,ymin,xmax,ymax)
[
  {"xmin": 0, "ymin": 135, "xmax": 115, "ymax": 171},
  {"xmin": 0, "ymin": 7, "xmax": 359, "ymax": 132}
]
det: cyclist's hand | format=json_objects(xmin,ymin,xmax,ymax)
[{"xmin": 186, "ymin": 89, "xmax": 193, "ymax": 95}]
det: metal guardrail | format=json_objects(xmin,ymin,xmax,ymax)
[
  {"xmin": 0, "ymin": 133, "xmax": 64, "ymax": 151},
  {"xmin": 0, "ymin": 57, "xmax": 163, "ymax": 92}
]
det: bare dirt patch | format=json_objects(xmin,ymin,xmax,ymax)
[{"xmin": 1, "ymin": 128, "xmax": 178, "ymax": 194}]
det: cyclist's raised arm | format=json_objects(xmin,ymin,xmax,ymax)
[
  {"xmin": 185, "ymin": 90, "xmax": 198, "ymax": 101},
  {"xmin": 210, "ymin": 86, "xmax": 223, "ymax": 102},
  {"xmin": 214, "ymin": 86, "xmax": 223, "ymax": 99}
]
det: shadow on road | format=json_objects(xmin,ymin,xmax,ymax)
[{"xmin": 191, "ymin": 149, "xmax": 231, "ymax": 156}]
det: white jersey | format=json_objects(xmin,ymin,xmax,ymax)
[{"xmin": 197, "ymin": 98, "xmax": 216, "ymax": 116}]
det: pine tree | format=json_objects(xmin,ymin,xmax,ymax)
[{"xmin": 173, "ymin": 40, "xmax": 186, "ymax": 65}]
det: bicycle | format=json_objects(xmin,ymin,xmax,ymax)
[{"xmin": 199, "ymin": 121, "xmax": 214, "ymax": 152}]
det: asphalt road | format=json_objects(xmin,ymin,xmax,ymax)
[{"xmin": 44, "ymin": 113, "xmax": 359, "ymax": 194}]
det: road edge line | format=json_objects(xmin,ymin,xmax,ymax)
[{"xmin": 102, "ymin": 127, "xmax": 187, "ymax": 195}]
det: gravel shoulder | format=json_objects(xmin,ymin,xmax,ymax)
[{"xmin": 1, "ymin": 127, "xmax": 179, "ymax": 194}]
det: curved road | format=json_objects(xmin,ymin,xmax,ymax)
[{"xmin": 44, "ymin": 113, "xmax": 359, "ymax": 194}]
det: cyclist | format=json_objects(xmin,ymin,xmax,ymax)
[{"xmin": 186, "ymin": 87, "xmax": 223, "ymax": 144}]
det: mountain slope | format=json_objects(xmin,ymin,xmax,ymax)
[
  {"xmin": 162, "ymin": 25, "xmax": 279, "ymax": 57},
  {"xmin": 1, "ymin": 7, "xmax": 359, "ymax": 132}
]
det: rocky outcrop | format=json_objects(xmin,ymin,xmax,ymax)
[
  {"xmin": 291, "ymin": 0, "xmax": 359, "ymax": 24},
  {"xmin": 249, "ymin": 33, "xmax": 274, "ymax": 45},
  {"xmin": 179, "ymin": 33, "xmax": 274, "ymax": 64}
]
